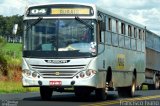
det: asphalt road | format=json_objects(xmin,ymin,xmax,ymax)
[{"xmin": 0, "ymin": 90, "xmax": 160, "ymax": 106}]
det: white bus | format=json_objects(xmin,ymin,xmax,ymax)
[{"xmin": 22, "ymin": 3, "xmax": 146, "ymax": 100}]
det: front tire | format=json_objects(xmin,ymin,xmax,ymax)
[
  {"xmin": 74, "ymin": 87, "xmax": 93, "ymax": 97},
  {"xmin": 40, "ymin": 86, "xmax": 53, "ymax": 101},
  {"xmin": 95, "ymin": 88, "xmax": 107, "ymax": 101}
]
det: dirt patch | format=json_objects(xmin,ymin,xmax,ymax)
[
  {"xmin": 0, "ymin": 65, "xmax": 22, "ymax": 82},
  {"xmin": 11, "ymin": 66, "xmax": 22, "ymax": 81}
]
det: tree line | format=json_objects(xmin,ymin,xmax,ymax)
[{"xmin": 0, "ymin": 15, "xmax": 23, "ymax": 37}]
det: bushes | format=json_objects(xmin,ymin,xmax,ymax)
[
  {"xmin": 0, "ymin": 51, "xmax": 22, "ymax": 81},
  {"xmin": 0, "ymin": 38, "xmax": 8, "ymax": 76},
  {"xmin": 0, "ymin": 52, "xmax": 8, "ymax": 76},
  {"xmin": 0, "ymin": 37, "xmax": 6, "ymax": 47},
  {"xmin": 0, "ymin": 38, "xmax": 22, "ymax": 81}
]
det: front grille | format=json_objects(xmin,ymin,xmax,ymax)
[{"xmin": 30, "ymin": 65, "xmax": 86, "ymax": 78}]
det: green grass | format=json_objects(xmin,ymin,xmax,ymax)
[
  {"xmin": 0, "ymin": 81, "xmax": 39, "ymax": 93},
  {"xmin": 2, "ymin": 43, "xmax": 22, "ymax": 59},
  {"xmin": 1, "ymin": 43, "xmax": 22, "ymax": 65},
  {"xmin": 2, "ymin": 43, "xmax": 22, "ymax": 51},
  {"xmin": 142, "ymin": 85, "xmax": 148, "ymax": 90}
]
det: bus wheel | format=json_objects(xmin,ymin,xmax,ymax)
[
  {"xmin": 149, "ymin": 75, "xmax": 160, "ymax": 90},
  {"xmin": 74, "ymin": 87, "xmax": 92, "ymax": 97},
  {"xmin": 95, "ymin": 82, "xmax": 108, "ymax": 101},
  {"xmin": 40, "ymin": 86, "xmax": 53, "ymax": 101},
  {"xmin": 118, "ymin": 75, "xmax": 136, "ymax": 97},
  {"xmin": 155, "ymin": 76, "xmax": 160, "ymax": 89},
  {"xmin": 95, "ymin": 88, "xmax": 107, "ymax": 101},
  {"xmin": 128, "ymin": 75, "xmax": 136, "ymax": 97}
]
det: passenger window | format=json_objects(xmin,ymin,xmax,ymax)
[
  {"xmin": 112, "ymin": 19, "xmax": 116, "ymax": 33},
  {"xmin": 142, "ymin": 30, "xmax": 145, "ymax": 41},
  {"xmin": 134, "ymin": 27, "xmax": 137, "ymax": 38},
  {"xmin": 116, "ymin": 20, "xmax": 119, "ymax": 33},
  {"xmin": 106, "ymin": 16, "xmax": 108, "ymax": 30},
  {"xmin": 128, "ymin": 25, "xmax": 132, "ymax": 37},
  {"xmin": 139, "ymin": 29, "xmax": 142, "ymax": 39},
  {"xmin": 108, "ymin": 18, "xmax": 112, "ymax": 31},
  {"xmin": 118, "ymin": 22, "xmax": 121, "ymax": 34},
  {"xmin": 121, "ymin": 23, "xmax": 125, "ymax": 35}
]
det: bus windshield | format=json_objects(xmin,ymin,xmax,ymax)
[{"xmin": 23, "ymin": 19, "xmax": 96, "ymax": 58}]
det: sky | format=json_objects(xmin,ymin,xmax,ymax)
[{"xmin": 0, "ymin": 0, "xmax": 160, "ymax": 35}]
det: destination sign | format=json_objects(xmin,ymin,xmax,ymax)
[
  {"xmin": 27, "ymin": 5, "xmax": 93, "ymax": 17},
  {"xmin": 51, "ymin": 8, "xmax": 90, "ymax": 15}
]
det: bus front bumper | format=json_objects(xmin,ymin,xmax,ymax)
[{"xmin": 22, "ymin": 75, "xmax": 97, "ymax": 88}]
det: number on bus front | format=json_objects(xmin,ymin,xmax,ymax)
[{"xmin": 31, "ymin": 9, "xmax": 47, "ymax": 15}]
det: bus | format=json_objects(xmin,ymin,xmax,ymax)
[{"xmin": 22, "ymin": 3, "xmax": 146, "ymax": 100}]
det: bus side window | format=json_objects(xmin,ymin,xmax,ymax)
[
  {"xmin": 108, "ymin": 18, "xmax": 112, "ymax": 31},
  {"xmin": 98, "ymin": 20, "xmax": 105, "ymax": 43},
  {"xmin": 121, "ymin": 23, "xmax": 125, "ymax": 35},
  {"xmin": 142, "ymin": 30, "xmax": 145, "ymax": 41},
  {"xmin": 137, "ymin": 29, "xmax": 142, "ymax": 51},
  {"xmin": 106, "ymin": 16, "xmax": 111, "ymax": 45},
  {"xmin": 116, "ymin": 20, "xmax": 119, "ymax": 33},
  {"xmin": 112, "ymin": 19, "xmax": 118, "ymax": 46},
  {"xmin": 98, "ymin": 13, "xmax": 106, "ymax": 43},
  {"xmin": 128, "ymin": 25, "xmax": 132, "ymax": 37},
  {"xmin": 134, "ymin": 27, "xmax": 137, "ymax": 38},
  {"xmin": 119, "ymin": 21, "xmax": 125, "ymax": 47},
  {"xmin": 139, "ymin": 29, "xmax": 142, "ymax": 39}
]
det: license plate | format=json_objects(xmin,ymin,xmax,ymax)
[{"xmin": 49, "ymin": 81, "xmax": 62, "ymax": 86}]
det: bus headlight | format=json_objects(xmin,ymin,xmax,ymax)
[
  {"xmin": 91, "ymin": 70, "xmax": 97, "ymax": 74},
  {"xmin": 23, "ymin": 69, "xmax": 31, "ymax": 76},
  {"xmin": 80, "ymin": 72, "xmax": 85, "ymax": 78},
  {"xmin": 86, "ymin": 70, "xmax": 92, "ymax": 76},
  {"xmin": 86, "ymin": 69, "xmax": 97, "ymax": 76},
  {"xmin": 32, "ymin": 72, "xmax": 38, "ymax": 78}
]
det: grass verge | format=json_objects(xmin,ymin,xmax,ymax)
[
  {"xmin": 142, "ymin": 85, "xmax": 148, "ymax": 90},
  {"xmin": 2, "ymin": 43, "xmax": 22, "ymax": 59},
  {"xmin": 2, "ymin": 43, "xmax": 22, "ymax": 52},
  {"xmin": 0, "ymin": 81, "xmax": 39, "ymax": 94}
]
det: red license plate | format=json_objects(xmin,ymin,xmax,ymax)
[{"xmin": 49, "ymin": 81, "xmax": 62, "ymax": 86}]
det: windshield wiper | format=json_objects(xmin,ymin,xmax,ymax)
[
  {"xmin": 75, "ymin": 16, "xmax": 93, "ymax": 30},
  {"xmin": 26, "ymin": 17, "xmax": 43, "ymax": 31}
]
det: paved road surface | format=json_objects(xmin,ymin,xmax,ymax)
[{"xmin": 0, "ymin": 90, "xmax": 160, "ymax": 106}]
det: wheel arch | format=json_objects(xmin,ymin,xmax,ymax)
[
  {"xmin": 133, "ymin": 68, "xmax": 137, "ymax": 80},
  {"xmin": 106, "ymin": 66, "xmax": 112, "ymax": 83}
]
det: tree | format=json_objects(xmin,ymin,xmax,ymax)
[
  {"xmin": 0, "ymin": 15, "xmax": 23, "ymax": 37},
  {"xmin": 0, "ymin": 15, "xmax": 6, "ymax": 36}
]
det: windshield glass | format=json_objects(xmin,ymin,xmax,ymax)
[{"xmin": 23, "ymin": 19, "xmax": 96, "ymax": 58}]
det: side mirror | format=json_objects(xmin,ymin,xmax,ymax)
[
  {"xmin": 99, "ymin": 21, "xmax": 106, "ymax": 31},
  {"xmin": 12, "ymin": 24, "xmax": 18, "ymax": 35}
]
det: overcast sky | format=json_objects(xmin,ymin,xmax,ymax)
[{"xmin": 0, "ymin": 0, "xmax": 159, "ymax": 35}]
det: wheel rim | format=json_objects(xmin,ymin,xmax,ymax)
[
  {"xmin": 155, "ymin": 79, "xmax": 159, "ymax": 89},
  {"xmin": 132, "ymin": 82, "xmax": 136, "ymax": 94},
  {"xmin": 131, "ymin": 76, "xmax": 136, "ymax": 96}
]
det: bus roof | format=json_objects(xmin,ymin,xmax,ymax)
[
  {"xmin": 25, "ymin": 2, "xmax": 145, "ymax": 29},
  {"xmin": 27, "ymin": 2, "xmax": 95, "ymax": 9},
  {"xmin": 97, "ymin": 6, "xmax": 145, "ymax": 29}
]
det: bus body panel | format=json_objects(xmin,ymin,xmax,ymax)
[{"xmin": 97, "ymin": 44, "xmax": 145, "ymax": 87}]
